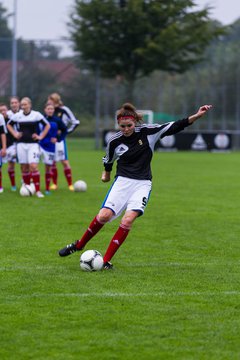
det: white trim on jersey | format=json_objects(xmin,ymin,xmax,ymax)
[
  {"xmin": 140, "ymin": 123, "xmax": 174, "ymax": 152},
  {"xmin": 0, "ymin": 114, "xmax": 7, "ymax": 133},
  {"xmin": 61, "ymin": 106, "xmax": 80, "ymax": 133},
  {"xmin": 8, "ymin": 110, "xmax": 48, "ymax": 124}
]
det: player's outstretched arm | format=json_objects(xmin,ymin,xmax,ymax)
[{"xmin": 188, "ymin": 105, "xmax": 212, "ymax": 124}]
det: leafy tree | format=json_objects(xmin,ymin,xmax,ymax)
[{"xmin": 69, "ymin": 0, "xmax": 224, "ymax": 100}]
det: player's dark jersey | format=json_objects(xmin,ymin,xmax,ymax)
[
  {"xmin": 103, "ymin": 118, "xmax": 190, "ymax": 180},
  {"xmin": 2, "ymin": 115, "xmax": 16, "ymax": 147},
  {"xmin": 45, "ymin": 114, "xmax": 67, "ymax": 142},
  {"xmin": 0, "ymin": 114, "xmax": 7, "ymax": 150},
  {"xmin": 40, "ymin": 122, "xmax": 58, "ymax": 153},
  {"xmin": 54, "ymin": 106, "xmax": 80, "ymax": 134},
  {"xmin": 7, "ymin": 110, "xmax": 49, "ymax": 143}
]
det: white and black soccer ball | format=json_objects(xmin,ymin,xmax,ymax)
[
  {"xmin": 19, "ymin": 183, "xmax": 35, "ymax": 197},
  {"xmin": 29, "ymin": 182, "xmax": 36, "ymax": 195},
  {"xmin": 80, "ymin": 250, "xmax": 103, "ymax": 272},
  {"xmin": 74, "ymin": 180, "xmax": 87, "ymax": 192}
]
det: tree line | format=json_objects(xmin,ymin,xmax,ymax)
[{"xmin": 0, "ymin": 1, "xmax": 240, "ymax": 133}]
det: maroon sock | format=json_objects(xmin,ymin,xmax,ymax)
[
  {"xmin": 64, "ymin": 167, "xmax": 72, "ymax": 186},
  {"xmin": 8, "ymin": 169, "xmax": 15, "ymax": 186},
  {"xmin": 76, "ymin": 215, "xmax": 105, "ymax": 250},
  {"xmin": 103, "ymin": 225, "xmax": 130, "ymax": 263},
  {"xmin": 45, "ymin": 171, "xmax": 51, "ymax": 191},
  {"xmin": 31, "ymin": 171, "xmax": 40, "ymax": 192},
  {"xmin": 22, "ymin": 172, "xmax": 31, "ymax": 185},
  {"xmin": 51, "ymin": 163, "xmax": 58, "ymax": 185}
]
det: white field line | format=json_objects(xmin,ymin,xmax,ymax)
[
  {"xmin": 1, "ymin": 291, "xmax": 240, "ymax": 300},
  {"xmin": 0, "ymin": 261, "xmax": 239, "ymax": 272}
]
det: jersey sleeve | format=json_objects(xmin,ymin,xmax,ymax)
[
  {"xmin": 142, "ymin": 118, "xmax": 191, "ymax": 151},
  {"xmin": 7, "ymin": 113, "xmax": 17, "ymax": 126},
  {"xmin": 62, "ymin": 106, "xmax": 80, "ymax": 134},
  {"xmin": 56, "ymin": 117, "xmax": 68, "ymax": 141},
  {"xmin": 0, "ymin": 115, "xmax": 6, "ymax": 134},
  {"xmin": 102, "ymin": 139, "xmax": 118, "ymax": 172},
  {"xmin": 36, "ymin": 112, "xmax": 50, "ymax": 126},
  {"xmin": 160, "ymin": 118, "xmax": 190, "ymax": 138}
]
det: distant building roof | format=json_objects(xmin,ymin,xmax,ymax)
[{"xmin": 0, "ymin": 59, "xmax": 80, "ymax": 97}]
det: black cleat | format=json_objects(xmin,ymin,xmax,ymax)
[
  {"xmin": 103, "ymin": 261, "xmax": 113, "ymax": 270},
  {"xmin": 59, "ymin": 242, "xmax": 78, "ymax": 257}
]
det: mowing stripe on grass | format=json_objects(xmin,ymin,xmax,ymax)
[
  {"xmin": 0, "ymin": 261, "xmax": 239, "ymax": 272},
  {"xmin": 2, "ymin": 291, "xmax": 240, "ymax": 299}
]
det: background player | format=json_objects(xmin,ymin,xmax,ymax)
[
  {"xmin": 0, "ymin": 112, "xmax": 7, "ymax": 193},
  {"xmin": 40, "ymin": 103, "xmax": 67, "ymax": 194},
  {"xmin": 7, "ymin": 97, "xmax": 50, "ymax": 198},
  {"xmin": 0, "ymin": 103, "xmax": 18, "ymax": 191},
  {"xmin": 47, "ymin": 93, "xmax": 80, "ymax": 191}
]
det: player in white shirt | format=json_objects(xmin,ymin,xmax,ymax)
[{"xmin": 7, "ymin": 97, "xmax": 50, "ymax": 198}]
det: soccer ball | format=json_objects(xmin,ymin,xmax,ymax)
[
  {"xmin": 80, "ymin": 250, "xmax": 103, "ymax": 272},
  {"xmin": 19, "ymin": 183, "xmax": 35, "ymax": 197},
  {"xmin": 74, "ymin": 180, "xmax": 87, "ymax": 192},
  {"xmin": 29, "ymin": 182, "xmax": 36, "ymax": 195}
]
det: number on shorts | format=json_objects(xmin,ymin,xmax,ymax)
[{"xmin": 142, "ymin": 197, "xmax": 148, "ymax": 207}]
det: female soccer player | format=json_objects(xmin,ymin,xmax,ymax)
[
  {"xmin": 0, "ymin": 113, "xmax": 7, "ymax": 193},
  {"xmin": 47, "ymin": 93, "xmax": 80, "ymax": 191},
  {"xmin": 7, "ymin": 97, "xmax": 50, "ymax": 198},
  {"xmin": 59, "ymin": 103, "xmax": 212, "ymax": 269},
  {"xmin": 40, "ymin": 103, "xmax": 67, "ymax": 194},
  {"xmin": 0, "ymin": 103, "xmax": 18, "ymax": 191}
]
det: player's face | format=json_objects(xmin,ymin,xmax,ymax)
[
  {"xmin": 45, "ymin": 105, "xmax": 55, "ymax": 116},
  {"xmin": 0, "ymin": 105, "xmax": 8, "ymax": 118},
  {"xmin": 21, "ymin": 100, "xmax": 31, "ymax": 114},
  {"xmin": 10, "ymin": 98, "xmax": 20, "ymax": 113},
  {"xmin": 118, "ymin": 119, "xmax": 135, "ymax": 137}
]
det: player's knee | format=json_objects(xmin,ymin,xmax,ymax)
[
  {"xmin": 98, "ymin": 209, "xmax": 113, "ymax": 223},
  {"xmin": 121, "ymin": 216, "xmax": 135, "ymax": 228},
  {"xmin": 121, "ymin": 211, "xmax": 139, "ymax": 228}
]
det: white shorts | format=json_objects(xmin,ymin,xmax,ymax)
[
  {"xmin": 17, "ymin": 143, "xmax": 40, "ymax": 164},
  {"xmin": 55, "ymin": 140, "xmax": 68, "ymax": 162},
  {"xmin": 40, "ymin": 147, "xmax": 55, "ymax": 165},
  {"xmin": 2, "ymin": 144, "xmax": 17, "ymax": 164},
  {"xmin": 102, "ymin": 176, "xmax": 152, "ymax": 221}
]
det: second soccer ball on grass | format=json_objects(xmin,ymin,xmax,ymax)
[
  {"xmin": 73, "ymin": 180, "xmax": 87, "ymax": 192},
  {"xmin": 19, "ymin": 183, "xmax": 35, "ymax": 197}
]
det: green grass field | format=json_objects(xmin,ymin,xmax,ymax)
[{"xmin": 1, "ymin": 139, "xmax": 240, "ymax": 360}]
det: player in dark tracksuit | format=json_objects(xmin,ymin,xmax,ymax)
[
  {"xmin": 58, "ymin": 102, "xmax": 212, "ymax": 269},
  {"xmin": 0, "ymin": 113, "xmax": 7, "ymax": 193},
  {"xmin": 47, "ymin": 93, "xmax": 80, "ymax": 191}
]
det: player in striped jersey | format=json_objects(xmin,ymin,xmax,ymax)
[
  {"xmin": 0, "ymin": 113, "xmax": 7, "ymax": 193},
  {"xmin": 58, "ymin": 102, "xmax": 212, "ymax": 269},
  {"xmin": 0, "ymin": 97, "xmax": 21, "ymax": 190},
  {"xmin": 0, "ymin": 102, "xmax": 19, "ymax": 191},
  {"xmin": 7, "ymin": 97, "xmax": 50, "ymax": 198},
  {"xmin": 47, "ymin": 93, "xmax": 80, "ymax": 191}
]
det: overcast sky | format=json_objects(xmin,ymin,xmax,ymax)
[{"xmin": 1, "ymin": 0, "xmax": 239, "ymax": 54}]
